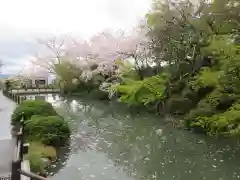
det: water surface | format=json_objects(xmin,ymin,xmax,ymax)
[{"xmin": 25, "ymin": 94, "xmax": 240, "ymax": 180}]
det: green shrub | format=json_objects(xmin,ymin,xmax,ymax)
[
  {"xmin": 25, "ymin": 115, "xmax": 70, "ymax": 146},
  {"xmin": 190, "ymin": 67, "xmax": 220, "ymax": 91},
  {"xmin": 167, "ymin": 80, "xmax": 186, "ymax": 95},
  {"xmin": 28, "ymin": 142, "xmax": 57, "ymax": 160},
  {"xmin": 26, "ymin": 153, "xmax": 45, "ymax": 174},
  {"xmin": 184, "ymin": 91, "xmax": 219, "ymax": 126},
  {"xmin": 11, "ymin": 100, "xmax": 57, "ymax": 125},
  {"xmin": 25, "ymin": 142, "xmax": 57, "ymax": 174},
  {"xmin": 191, "ymin": 103, "xmax": 240, "ymax": 136},
  {"xmin": 165, "ymin": 96, "xmax": 193, "ymax": 115},
  {"xmin": 114, "ymin": 74, "xmax": 167, "ymax": 105},
  {"xmin": 185, "ymin": 90, "xmax": 237, "ymax": 130},
  {"xmin": 182, "ymin": 87, "xmax": 200, "ymax": 103}
]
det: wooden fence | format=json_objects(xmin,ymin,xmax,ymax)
[
  {"xmin": 2, "ymin": 90, "xmax": 26, "ymax": 104},
  {"xmin": 11, "ymin": 117, "xmax": 27, "ymax": 180}
]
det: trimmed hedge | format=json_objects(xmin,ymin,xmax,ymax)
[
  {"xmin": 25, "ymin": 115, "xmax": 70, "ymax": 146},
  {"xmin": 11, "ymin": 100, "xmax": 57, "ymax": 125},
  {"xmin": 11, "ymin": 99, "xmax": 70, "ymax": 147}
]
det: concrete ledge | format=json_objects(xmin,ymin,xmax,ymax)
[{"xmin": 21, "ymin": 160, "xmax": 30, "ymax": 180}]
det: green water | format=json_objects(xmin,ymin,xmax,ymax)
[{"xmin": 26, "ymin": 94, "xmax": 240, "ymax": 180}]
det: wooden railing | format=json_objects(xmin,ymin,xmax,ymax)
[
  {"xmin": 2, "ymin": 89, "xmax": 26, "ymax": 104},
  {"xmin": 9, "ymin": 88, "xmax": 60, "ymax": 94},
  {"xmin": 11, "ymin": 118, "xmax": 27, "ymax": 180},
  {"xmin": 3, "ymin": 87, "xmax": 61, "ymax": 102}
]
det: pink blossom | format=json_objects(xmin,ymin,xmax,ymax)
[{"xmin": 32, "ymin": 25, "xmax": 150, "ymax": 74}]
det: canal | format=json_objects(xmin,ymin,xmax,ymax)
[{"xmin": 26, "ymin": 94, "xmax": 240, "ymax": 180}]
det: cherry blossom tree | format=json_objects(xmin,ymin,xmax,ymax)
[
  {"xmin": 67, "ymin": 27, "xmax": 151, "ymax": 76},
  {"xmin": 31, "ymin": 24, "xmax": 151, "ymax": 81},
  {"xmin": 31, "ymin": 35, "xmax": 75, "ymax": 74}
]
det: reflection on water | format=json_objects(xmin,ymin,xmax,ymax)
[{"xmin": 23, "ymin": 94, "xmax": 240, "ymax": 180}]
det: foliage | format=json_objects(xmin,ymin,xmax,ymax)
[
  {"xmin": 191, "ymin": 103, "xmax": 240, "ymax": 136},
  {"xmin": 185, "ymin": 90, "xmax": 237, "ymax": 129},
  {"xmin": 11, "ymin": 100, "xmax": 57, "ymax": 125},
  {"xmin": 144, "ymin": 0, "xmax": 240, "ymax": 136},
  {"xmin": 4, "ymin": 80, "xmax": 11, "ymax": 90},
  {"xmin": 26, "ymin": 153, "xmax": 45, "ymax": 174},
  {"xmin": 54, "ymin": 61, "xmax": 83, "ymax": 92},
  {"xmin": 4, "ymin": 79, "xmax": 20, "ymax": 90},
  {"xmin": 25, "ymin": 115, "xmax": 70, "ymax": 146},
  {"xmin": 190, "ymin": 67, "xmax": 220, "ymax": 91},
  {"xmin": 115, "ymin": 59, "xmax": 140, "ymax": 82},
  {"xmin": 165, "ymin": 96, "xmax": 193, "ymax": 115},
  {"xmin": 29, "ymin": 142, "xmax": 57, "ymax": 160},
  {"xmin": 113, "ymin": 74, "xmax": 167, "ymax": 105},
  {"xmin": 25, "ymin": 142, "xmax": 57, "ymax": 174}
]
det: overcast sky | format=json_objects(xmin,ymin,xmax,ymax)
[{"xmin": 0, "ymin": 0, "xmax": 150, "ymax": 74}]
